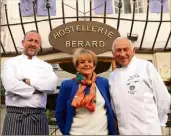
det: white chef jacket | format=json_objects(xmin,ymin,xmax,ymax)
[
  {"xmin": 1, "ymin": 54, "xmax": 58, "ymax": 108},
  {"xmin": 109, "ymin": 56, "xmax": 170, "ymax": 135}
]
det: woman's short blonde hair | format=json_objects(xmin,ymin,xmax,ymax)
[{"xmin": 72, "ymin": 48, "xmax": 97, "ymax": 67}]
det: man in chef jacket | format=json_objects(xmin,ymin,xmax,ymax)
[
  {"xmin": 109, "ymin": 37, "xmax": 170, "ymax": 135},
  {"xmin": 1, "ymin": 30, "xmax": 58, "ymax": 135}
]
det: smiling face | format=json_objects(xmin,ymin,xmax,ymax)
[
  {"xmin": 22, "ymin": 31, "xmax": 41, "ymax": 59},
  {"xmin": 76, "ymin": 53, "xmax": 95, "ymax": 79},
  {"xmin": 112, "ymin": 38, "xmax": 135, "ymax": 67}
]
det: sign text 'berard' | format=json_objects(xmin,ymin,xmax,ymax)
[{"xmin": 49, "ymin": 21, "xmax": 120, "ymax": 54}]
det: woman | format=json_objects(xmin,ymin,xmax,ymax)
[{"xmin": 55, "ymin": 48, "xmax": 117, "ymax": 135}]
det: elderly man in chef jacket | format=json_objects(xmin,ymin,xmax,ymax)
[{"xmin": 109, "ymin": 37, "xmax": 170, "ymax": 135}]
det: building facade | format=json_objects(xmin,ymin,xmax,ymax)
[{"xmin": 1, "ymin": 0, "xmax": 171, "ymax": 135}]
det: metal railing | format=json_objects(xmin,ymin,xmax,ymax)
[
  {"xmin": 1, "ymin": 0, "xmax": 171, "ymax": 57},
  {"xmin": 49, "ymin": 125, "xmax": 59, "ymax": 135}
]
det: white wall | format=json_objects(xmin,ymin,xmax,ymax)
[
  {"xmin": 155, "ymin": 52, "xmax": 171, "ymax": 81},
  {"xmin": 1, "ymin": 0, "xmax": 171, "ymax": 52}
]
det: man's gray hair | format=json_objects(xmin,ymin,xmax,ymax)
[
  {"xmin": 112, "ymin": 37, "xmax": 134, "ymax": 52},
  {"xmin": 24, "ymin": 30, "xmax": 39, "ymax": 39}
]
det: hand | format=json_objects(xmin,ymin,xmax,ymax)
[
  {"xmin": 23, "ymin": 79, "xmax": 30, "ymax": 86},
  {"xmin": 114, "ymin": 119, "xmax": 119, "ymax": 134},
  {"xmin": 33, "ymin": 90, "xmax": 43, "ymax": 94}
]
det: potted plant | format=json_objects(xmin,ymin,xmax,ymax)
[
  {"xmin": 45, "ymin": 109, "xmax": 55, "ymax": 125},
  {"xmin": 1, "ymin": 78, "xmax": 5, "ymax": 104},
  {"xmin": 164, "ymin": 77, "xmax": 171, "ymax": 95},
  {"xmin": 167, "ymin": 78, "xmax": 171, "ymax": 95}
]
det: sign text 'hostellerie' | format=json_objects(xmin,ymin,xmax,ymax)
[
  {"xmin": 53, "ymin": 25, "xmax": 114, "ymax": 39},
  {"xmin": 48, "ymin": 21, "xmax": 120, "ymax": 54}
]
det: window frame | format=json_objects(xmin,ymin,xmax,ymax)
[{"xmin": 114, "ymin": 0, "xmax": 145, "ymax": 14}]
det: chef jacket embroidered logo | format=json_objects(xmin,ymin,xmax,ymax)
[{"xmin": 127, "ymin": 74, "xmax": 140, "ymax": 95}]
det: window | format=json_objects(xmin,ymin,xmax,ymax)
[
  {"xmin": 114, "ymin": 0, "xmax": 144, "ymax": 14},
  {"xmin": 124, "ymin": 0, "xmax": 131, "ymax": 13},
  {"xmin": 114, "ymin": 0, "xmax": 124, "ymax": 14},
  {"xmin": 135, "ymin": 0, "xmax": 144, "ymax": 13}
]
